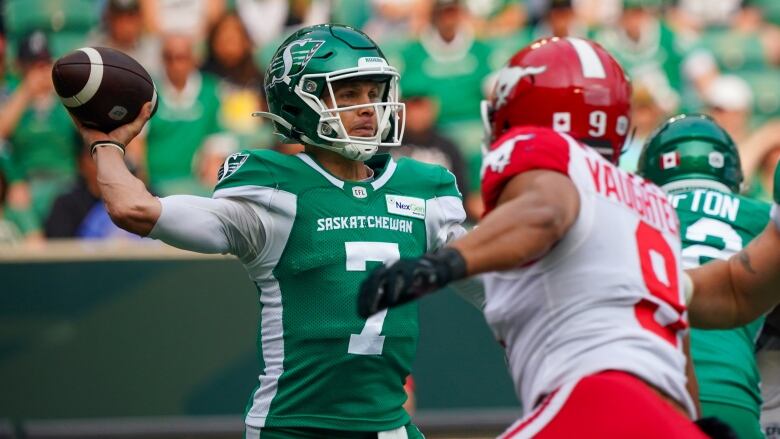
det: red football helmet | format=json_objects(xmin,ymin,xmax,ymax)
[{"xmin": 482, "ymin": 37, "xmax": 632, "ymax": 164}]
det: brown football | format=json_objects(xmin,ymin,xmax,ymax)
[{"xmin": 52, "ymin": 47, "xmax": 158, "ymax": 132}]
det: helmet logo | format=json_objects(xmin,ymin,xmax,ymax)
[
  {"xmin": 494, "ymin": 65, "xmax": 547, "ymax": 109},
  {"xmin": 268, "ymin": 38, "xmax": 325, "ymax": 87},
  {"xmin": 661, "ymin": 152, "xmax": 680, "ymax": 170},
  {"xmin": 709, "ymin": 151, "xmax": 724, "ymax": 168},
  {"xmin": 482, "ymin": 134, "xmax": 535, "ymax": 175},
  {"xmin": 553, "ymin": 112, "xmax": 571, "ymax": 132}
]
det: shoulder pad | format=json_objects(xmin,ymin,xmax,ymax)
[
  {"xmin": 395, "ymin": 157, "xmax": 462, "ymax": 199},
  {"xmin": 214, "ymin": 149, "xmax": 285, "ymax": 192},
  {"xmin": 481, "ymin": 126, "xmax": 572, "ymax": 214}
]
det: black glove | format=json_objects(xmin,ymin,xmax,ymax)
[
  {"xmin": 694, "ymin": 417, "xmax": 738, "ymax": 439},
  {"xmin": 358, "ymin": 247, "xmax": 467, "ymax": 318}
]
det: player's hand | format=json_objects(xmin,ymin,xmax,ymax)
[
  {"xmin": 72, "ymin": 101, "xmax": 153, "ymax": 149},
  {"xmin": 357, "ymin": 247, "xmax": 467, "ymax": 318}
]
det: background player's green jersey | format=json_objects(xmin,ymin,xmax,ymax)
[
  {"xmin": 213, "ymin": 150, "xmax": 465, "ymax": 431},
  {"xmin": 670, "ymin": 188, "xmax": 771, "ymax": 436}
]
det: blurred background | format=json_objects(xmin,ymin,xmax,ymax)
[{"xmin": 1, "ymin": 0, "xmax": 780, "ymax": 437}]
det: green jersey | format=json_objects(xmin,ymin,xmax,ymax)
[
  {"xmin": 146, "ymin": 72, "xmax": 221, "ymax": 190},
  {"xmin": 670, "ymin": 188, "xmax": 771, "ymax": 415},
  {"xmin": 594, "ymin": 20, "xmax": 685, "ymax": 106},
  {"xmin": 394, "ymin": 33, "xmax": 493, "ymax": 126},
  {"xmin": 7, "ymin": 93, "xmax": 77, "ymax": 180},
  {"xmin": 213, "ymin": 150, "xmax": 465, "ymax": 430}
]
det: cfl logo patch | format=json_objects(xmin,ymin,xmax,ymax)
[{"xmin": 352, "ymin": 187, "xmax": 368, "ymax": 199}]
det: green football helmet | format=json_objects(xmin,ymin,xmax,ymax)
[
  {"xmin": 253, "ymin": 24, "xmax": 404, "ymax": 161},
  {"xmin": 637, "ymin": 114, "xmax": 743, "ymax": 193}
]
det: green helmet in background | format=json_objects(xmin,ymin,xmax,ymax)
[
  {"xmin": 253, "ymin": 24, "xmax": 404, "ymax": 161},
  {"xmin": 636, "ymin": 114, "xmax": 743, "ymax": 193}
]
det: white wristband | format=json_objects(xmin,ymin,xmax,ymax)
[{"xmin": 90, "ymin": 141, "xmax": 125, "ymax": 158}]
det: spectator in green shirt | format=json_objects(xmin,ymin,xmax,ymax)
[
  {"xmin": 397, "ymin": 0, "xmax": 492, "ymax": 127},
  {"xmin": 394, "ymin": 0, "xmax": 493, "ymax": 168},
  {"xmin": 594, "ymin": 0, "xmax": 686, "ymax": 113},
  {"xmin": 0, "ymin": 31, "xmax": 78, "ymax": 225},
  {"xmin": 139, "ymin": 33, "xmax": 222, "ymax": 195}
]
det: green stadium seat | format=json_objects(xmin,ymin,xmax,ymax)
[{"xmin": 4, "ymin": 0, "xmax": 100, "ymax": 37}]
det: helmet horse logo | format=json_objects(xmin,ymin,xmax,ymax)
[
  {"xmin": 268, "ymin": 39, "xmax": 325, "ymax": 86},
  {"xmin": 494, "ymin": 65, "xmax": 547, "ymax": 109}
]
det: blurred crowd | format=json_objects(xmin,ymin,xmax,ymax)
[{"xmin": 0, "ymin": 0, "xmax": 779, "ymax": 244}]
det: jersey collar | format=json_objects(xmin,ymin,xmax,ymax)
[
  {"xmin": 662, "ymin": 179, "xmax": 733, "ymax": 195},
  {"xmin": 296, "ymin": 153, "xmax": 397, "ymax": 191}
]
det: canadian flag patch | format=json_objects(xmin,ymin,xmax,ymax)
[{"xmin": 661, "ymin": 152, "xmax": 680, "ymax": 170}]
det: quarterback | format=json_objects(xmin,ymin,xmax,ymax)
[
  {"xmin": 76, "ymin": 25, "xmax": 465, "ymax": 438},
  {"xmin": 360, "ymin": 37, "xmax": 780, "ymax": 437},
  {"xmin": 638, "ymin": 114, "xmax": 771, "ymax": 439}
]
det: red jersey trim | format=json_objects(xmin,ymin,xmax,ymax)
[{"xmin": 481, "ymin": 127, "xmax": 571, "ymax": 216}]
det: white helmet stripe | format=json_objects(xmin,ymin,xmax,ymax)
[
  {"xmin": 61, "ymin": 47, "xmax": 104, "ymax": 108},
  {"xmin": 566, "ymin": 37, "xmax": 606, "ymax": 79}
]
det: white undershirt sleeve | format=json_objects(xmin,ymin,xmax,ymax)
[
  {"xmin": 427, "ymin": 195, "xmax": 468, "ymax": 250},
  {"xmin": 425, "ymin": 195, "xmax": 477, "ymax": 307},
  {"xmin": 148, "ymin": 195, "xmax": 265, "ymax": 260}
]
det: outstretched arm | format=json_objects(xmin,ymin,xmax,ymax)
[
  {"xmin": 76, "ymin": 102, "xmax": 160, "ymax": 236},
  {"xmin": 686, "ymin": 161, "xmax": 780, "ymax": 329},
  {"xmin": 74, "ymin": 103, "xmax": 262, "ymax": 257},
  {"xmin": 358, "ymin": 169, "xmax": 579, "ymax": 317},
  {"xmin": 94, "ymin": 143, "xmax": 160, "ymax": 235},
  {"xmin": 686, "ymin": 222, "xmax": 780, "ymax": 328},
  {"xmin": 449, "ymin": 170, "xmax": 579, "ymax": 275}
]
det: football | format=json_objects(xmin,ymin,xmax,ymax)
[{"xmin": 52, "ymin": 47, "xmax": 158, "ymax": 133}]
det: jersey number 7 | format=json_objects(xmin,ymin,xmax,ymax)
[{"xmin": 345, "ymin": 241, "xmax": 400, "ymax": 355}]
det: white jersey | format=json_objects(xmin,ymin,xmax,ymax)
[{"xmin": 480, "ymin": 126, "xmax": 695, "ymax": 417}]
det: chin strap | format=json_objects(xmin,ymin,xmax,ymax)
[{"xmin": 252, "ymin": 111, "xmax": 293, "ymax": 132}]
